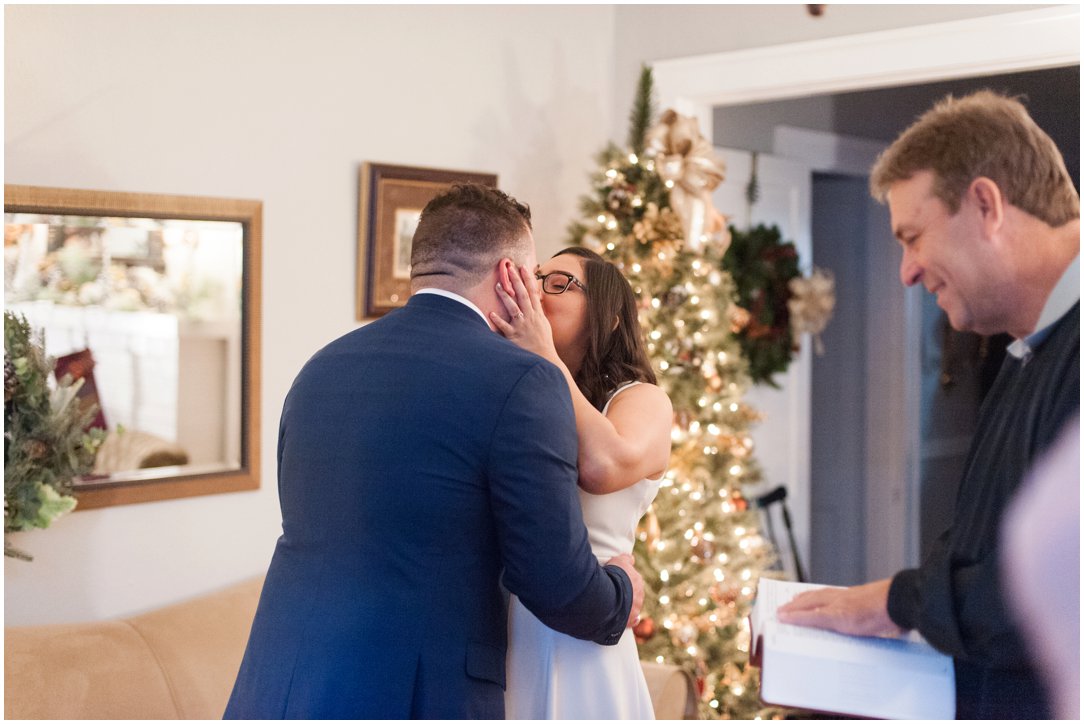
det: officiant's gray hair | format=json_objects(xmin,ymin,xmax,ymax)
[{"xmin": 411, "ymin": 184, "xmax": 533, "ymax": 288}]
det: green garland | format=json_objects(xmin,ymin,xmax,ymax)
[
  {"xmin": 721, "ymin": 224, "xmax": 802, "ymax": 388},
  {"xmin": 4, "ymin": 312, "xmax": 103, "ymax": 560}
]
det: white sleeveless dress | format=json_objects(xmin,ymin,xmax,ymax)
[{"xmin": 505, "ymin": 382, "xmax": 661, "ymax": 720}]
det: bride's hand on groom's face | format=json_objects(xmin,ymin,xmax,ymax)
[
  {"xmin": 491, "ymin": 262, "xmax": 557, "ymax": 361},
  {"xmin": 605, "ymin": 553, "xmax": 645, "ymax": 628}
]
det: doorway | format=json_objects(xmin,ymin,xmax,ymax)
[{"xmin": 710, "ymin": 64, "xmax": 1079, "ymax": 583}]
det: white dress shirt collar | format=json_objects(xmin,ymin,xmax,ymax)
[
  {"xmin": 1007, "ymin": 254, "xmax": 1080, "ymax": 361},
  {"xmin": 414, "ymin": 288, "xmax": 491, "ymax": 328}
]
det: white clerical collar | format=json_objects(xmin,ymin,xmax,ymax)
[
  {"xmin": 1007, "ymin": 254, "xmax": 1080, "ymax": 361},
  {"xmin": 414, "ymin": 288, "xmax": 491, "ymax": 327}
]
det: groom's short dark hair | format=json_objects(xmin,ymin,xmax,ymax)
[{"xmin": 410, "ymin": 184, "xmax": 533, "ymax": 285}]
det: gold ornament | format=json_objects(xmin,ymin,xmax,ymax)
[
  {"xmin": 641, "ymin": 505, "xmax": 662, "ymax": 552},
  {"xmin": 711, "ymin": 583, "xmax": 741, "ymax": 605},
  {"xmin": 728, "ymin": 305, "xmax": 752, "ymax": 333},
  {"xmin": 676, "ymin": 622, "xmax": 699, "ymax": 646}
]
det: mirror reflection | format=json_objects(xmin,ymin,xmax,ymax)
[{"xmin": 5, "ymin": 213, "xmax": 244, "ymax": 484}]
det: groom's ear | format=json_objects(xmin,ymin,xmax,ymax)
[{"xmin": 497, "ymin": 258, "xmax": 515, "ymax": 291}]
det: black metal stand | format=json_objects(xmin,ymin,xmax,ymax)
[{"xmin": 755, "ymin": 485, "xmax": 806, "ymax": 582}]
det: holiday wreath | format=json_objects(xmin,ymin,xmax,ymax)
[{"xmin": 721, "ymin": 224, "xmax": 802, "ymax": 388}]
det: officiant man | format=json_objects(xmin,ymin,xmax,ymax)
[{"xmin": 778, "ymin": 90, "xmax": 1079, "ymax": 719}]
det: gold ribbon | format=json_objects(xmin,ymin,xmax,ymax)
[
  {"xmin": 788, "ymin": 268, "xmax": 836, "ymax": 355},
  {"xmin": 645, "ymin": 110, "xmax": 727, "ymax": 248}
]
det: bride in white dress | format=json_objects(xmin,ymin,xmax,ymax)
[{"xmin": 492, "ymin": 247, "xmax": 673, "ymax": 719}]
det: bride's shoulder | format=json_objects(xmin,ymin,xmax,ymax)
[{"xmin": 609, "ymin": 380, "xmax": 672, "ymax": 411}]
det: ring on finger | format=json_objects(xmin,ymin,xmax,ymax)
[{"xmin": 516, "ymin": 312, "xmax": 525, "ymax": 320}]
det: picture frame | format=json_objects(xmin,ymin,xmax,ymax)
[{"xmin": 357, "ymin": 163, "xmax": 498, "ymax": 319}]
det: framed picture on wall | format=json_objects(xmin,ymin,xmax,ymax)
[{"xmin": 357, "ymin": 163, "xmax": 498, "ymax": 319}]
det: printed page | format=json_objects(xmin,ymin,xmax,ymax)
[
  {"xmin": 750, "ymin": 578, "xmax": 840, "ymax": 656},
  {"xmin": 754, "ymin": 578, "xmax": 930, "ymax": 651}
]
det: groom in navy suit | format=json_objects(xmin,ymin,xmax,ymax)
[{"xmin": 224, "ymin": 184, "xmax": 643, "ymax": 719}]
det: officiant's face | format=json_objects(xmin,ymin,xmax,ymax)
[
  {"xmin": 538, "ymin": 255, "xmax": 589, "ymax": 368},
  {"xmin": 889, "ymin": 170, "xmax": 998, "ymax": 334}
]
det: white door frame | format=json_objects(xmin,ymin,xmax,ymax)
[
  {"xmin": 652, "ymin": 6, "xmax": 1080, "ymax": 575},
  {"xmin": 653, "ymin": 6, "xmax": 1080, "ymax": 141},
  {"xmin": 712, "ymin": 147, "xmax": 814, "ymax": 579}
]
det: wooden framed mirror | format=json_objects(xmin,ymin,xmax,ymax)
[{"xmin": 4, "ymin": 185, "xmax": 261, "ymax": 508}]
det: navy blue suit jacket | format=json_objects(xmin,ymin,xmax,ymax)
[{"xmin": 224, "ymin": 293, "xmax": 632, "ymax": 719}]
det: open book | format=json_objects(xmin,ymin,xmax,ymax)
[{"xmin": 749, "ymin": 578, "xmax": 955, "ymax": 719}]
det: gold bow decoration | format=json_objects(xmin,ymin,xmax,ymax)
[
  {"xmin": 787, "ymin": 267, "xmax": 835, "ymax": 355},
  {"xmin": 645, "ymin": 109, "xmax": 728, "ymax": 251}
]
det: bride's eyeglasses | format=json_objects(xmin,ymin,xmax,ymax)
[{"xmin": 535, "ymin": 270, "xmax": 587, "ymax": 295}]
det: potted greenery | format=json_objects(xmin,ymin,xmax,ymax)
[{"xmin": 4, "ymin": 312, "xmax": 103, "ymax": 560}]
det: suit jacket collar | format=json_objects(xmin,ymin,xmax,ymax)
[{"xmin": 406, "ymin": 291, "xmax": 493, "ymax": 331}]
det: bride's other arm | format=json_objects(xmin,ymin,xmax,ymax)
[{"xmin": 574, "ymin": 381, "xmax": 672, "ymax": 495}]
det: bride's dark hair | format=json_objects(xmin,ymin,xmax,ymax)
[{"xmin": 553, "ymin": 247, "xmax": 657, "ymax": 411}]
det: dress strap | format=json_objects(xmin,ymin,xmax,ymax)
[{"xmin": 602, "ymin": 381, "xmax": 641, "ymax": 414}]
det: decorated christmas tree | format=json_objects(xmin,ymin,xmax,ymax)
[{"xmin": 568, "ymin": 67, "xmax": 781, "ymax": 719}]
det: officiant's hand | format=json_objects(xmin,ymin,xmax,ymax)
[
  {"xmin": 776, "ymin": 578, "xmax": 903, "ymax": 638},
  {"xmin": 605, "ymin": 553, "xmax": 644, "ymax": 628}
]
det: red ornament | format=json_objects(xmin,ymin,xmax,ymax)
[
  {"xmin": 692, "ymin": 537, "xmax": 716, "ymax": 560},
  {"xmin": 633, "ymin": 616, "xmax": 656, "ymax": 643}
]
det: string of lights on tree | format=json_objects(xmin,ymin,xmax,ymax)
[{"xmin": 568, "ymin": 66, "xmax": 785, "ymax": 719}]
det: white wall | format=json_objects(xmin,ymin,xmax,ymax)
[{"xmin": 4, "ymin": 4, "xmax": 617, "ymax": 625}]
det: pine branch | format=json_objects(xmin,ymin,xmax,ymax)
[{"xmin": 627, "ymin": 64, "xmax": 655, "ymax": 156}]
